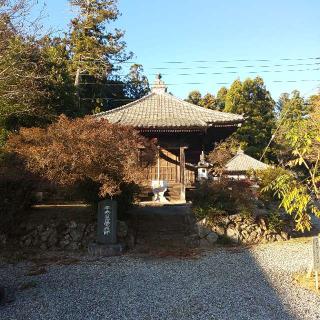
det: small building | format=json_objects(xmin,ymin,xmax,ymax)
[
  {"xmin": 224, "ymin": 149, "xmax": 269, "ymax": 180},
  {"xmin": 95, "ymin": 75, "xmax": 244, "ymax": 201}
]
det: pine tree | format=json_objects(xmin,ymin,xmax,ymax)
[
  {"xmin": 69, "ymin": 0, "xmax": 131, "ymax": 79},
  {"xmin": 68, "ymin": 0, "xmax": 132, "ymax": 114}
]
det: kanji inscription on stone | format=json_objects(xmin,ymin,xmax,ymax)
[
  {"xmin": 313, "ymin": 236, "xmax": 320, "ymax": 272},
  {"xmin": 97, "ymin": 200, "xmax": 117, "ymax": 244}
]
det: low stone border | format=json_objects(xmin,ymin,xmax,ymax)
[
  {"xmin": 196, "ymin": 213, "xmax": 293, "ymax": 245},
  {"xmin": 0, "ymin": 220, "xmax": 129, "ymax": 251}
]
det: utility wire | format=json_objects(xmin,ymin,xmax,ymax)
[
  {"xmin": 78, "ymin": 79, "xmax": 320, "ymax": 86},
  {"xmin": 79, "ymin": 83, "xmax": 319, "ymax": 102},
  {"xmin": 111, "ymin": 56, "xmax": 320, "ymax": 65},
  {"xmin": 78, "ymin": 61, "xmax": 320, "ymax": 72}
]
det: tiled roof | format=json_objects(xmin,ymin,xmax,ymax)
[
  {"xmin": 224, "ymin": 150, "xmax": 269, "ymax": 172},
  {"xmin": 94, "ymin": 92, "xmax": 244, "ymax": 130}
]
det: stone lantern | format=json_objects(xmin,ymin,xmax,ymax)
[{"xmin": 197, "ymin": 151, "xmax": 210, "ymax": 181}]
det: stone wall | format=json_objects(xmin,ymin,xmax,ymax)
[
  {"xmin": 197, "ymin": 213, "xmax": 293, "ymax": 245},
  {"xmin": 0, "ymin": 213, "xmax": 295, "ymax": 251},
  {"xmin": 0, "ymin": 220, "xmax": 129, "ymax": 251}
]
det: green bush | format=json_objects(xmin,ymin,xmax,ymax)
[
  {"xmin": 268, "ymin": 210, "xmax": 285, "ymax": 232},
  {"xmin": 192, "ymin": 179, "xmax": 255, "ymax": 221},
  {"xmin": 255, "ymin": 167, "xmax": 291, "ymax": 203}
]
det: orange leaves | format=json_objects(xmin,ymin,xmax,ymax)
[{"xmin": 7, "ymin": 115, "xmax": 156, "ymax": 198}]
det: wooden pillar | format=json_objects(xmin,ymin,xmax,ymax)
[
  {"xmin": 157, "ymin": 146, "xmax": 160, "ymax": 182},
  {"xmin": 180, "ymin": 146, "xmax": 186, "ymax": 201}
]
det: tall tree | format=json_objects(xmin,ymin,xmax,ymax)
[
  {"xmin": 68, "ymin": 0, "xmax": 133, "ymax": 115},
  {"xmin": 278, "ymin": 90, "xmax": 309, "ymax": 121},
  {"xmin": 185, "ymin": 91, "xmax": 219, "ymax": 110},
  {"xmin": 68, "ymin": 0, "xmax": 130, "ymax": 78},
  {"xmin": 275, "ymin": 90, "xmax": 311, "ymax": 161},
  {"xmin": 262, "ymin": 93, "xmax": 320, "ymax": 231},
  {"xmin": 185, "ymin": 90, "xmax": 202, "ymax": 105},
  {"xmin": 276, "ymin": 92, "xmax": 290, "ymax": 116},
  {"xmin": 199, "ymin": 93, "xmax": 216, "ymax": 109},
  {"xmin": 224, "ymin": 77, "xmax": 276, "ymax": 158},
  {"xmin": 215, "ymin": 87, "xmax": 228, "ymax": 111},
  {"xmin": 0, "ymin": 0, "xmax": 77, "ymax": 139},
  {"xmin": 124, "ymin": 64, "xmax": 150, "ymax": 100}
]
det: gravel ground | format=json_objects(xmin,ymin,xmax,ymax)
[{"xmin": 1, "ymin": 239, "xmax": 320, "ymax": 320}]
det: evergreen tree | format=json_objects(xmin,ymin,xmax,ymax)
[
  {"xmin": 185, "ymin": 90, "xmax": 202, "ymax": 105},
  {"xmin": 215, "ymin": 87, "xmax": 228, "ymax": 111},
  {"xmin": 276, "ymin": 92, "xmax": 289, "ymax": 116},
  {"xmin": 278, "ymin": 90, "xmax": 309, "ymax": 121},
  {"xmin": 68, "ymin": 0, "xmax": 131, "ymax": 78},
  {"xmin": 224, "ymin": 77, "xmax": 276, "ymax": 158},
  {"xmin": 199, "ymin": 93, "xmax": 216, "ymax": 109},
  {"xmin": 124, "ymin": 64, "xmax": 150, "ymax": 99},
  {"xmin": 68, "ymin": 0, "xmax": 132, "ymax": 114}
]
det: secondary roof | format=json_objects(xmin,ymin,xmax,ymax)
[{"xmin": 225, "ymin": 149, "xmax": 269, "ymax": 173}]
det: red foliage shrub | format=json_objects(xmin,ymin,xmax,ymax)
[{"xmin": 6, "ymin": 115, "xmax": 156, "ymax": 199}]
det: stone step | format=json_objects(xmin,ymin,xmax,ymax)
[{"xmin": 128, "ymin": 207, "xmax": 197, "ymax": 249}]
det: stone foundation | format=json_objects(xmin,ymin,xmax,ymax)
[
  {"xmin": 0, "ymin": 212, "xmax": 295, "ymax": 252},
  {"xmin": 0, "ymin": 220, "xmax": 129, "ymax": 251},
  {"xmin": 197, "ymin": 213, "xmax": 293, "ymax": 245}
]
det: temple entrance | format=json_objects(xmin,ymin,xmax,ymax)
[
  {"xmin": 143, "ymin": 147, "xmax": 196, "ymax": 202},
  {"xmin": 147, "ymin": 149, "xmax": 180, "ymax": 183}
]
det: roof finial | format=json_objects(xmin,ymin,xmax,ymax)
[
  {"xmin": 237, "ymin": 147, "xmax": 244, "ymax": 155},
  {"xmin": 152, "ymin": 74, "xmax": 167, "ymax": 94}
]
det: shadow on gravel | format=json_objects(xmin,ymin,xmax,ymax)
[{"xmin": 0, "ymin": 247, "xmax": 300, "ymax": 320}]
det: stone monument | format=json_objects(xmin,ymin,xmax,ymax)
[{"xmin": 88, "ymin": 199, "xmax": 125, "ymax": 256}]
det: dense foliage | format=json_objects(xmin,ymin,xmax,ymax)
[
  {"xmin": 0, "ymin": 0, "xmax": 150, "ymax": 139},
  {"xmin": 7, "ymin": 115, "xmax": 156, "ymax": 200},
  {"xmin": 207, "ymin": 137, "xmax": 241, "ymax": 176},
  {"xmin": 185, "ymin": 90, "xmax": 225, "ymax": 110},
  {"xmin": 0, "ymin": 1, "xmax": 77, "ymax": 135},
  {"xmin": 224, "ymin": 77, "xmax": 276, "ymax": 158},
  {"xmin": 261, "ymin": 97, "xmax": 320, "ymax": 231},
  {"xmin": 186, "ymin": 78, "xmax": 276, "ymax": 159},
  {"xmin": 192, "ymin": 179, "xmax": 255, "ymax": 221}
]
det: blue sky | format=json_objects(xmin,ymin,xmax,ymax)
[{"xmin": 35, "ymin": 0, "xmax": 320, "ymax": 100}]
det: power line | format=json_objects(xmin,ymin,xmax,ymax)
[
  {"xmin": 77, "ymin": 60, "xmax": 320, "ymax": 72},
  {"xmin": 147, "ymin": 62, "xmax": 320, "ymax": 71},
  {"xmin": 144, "ymin": 67, "xmax": 320, "ymax": 77},
  {"xmin": 112, "ymin": 56, "xmax": 320, "ymax": 65},
  {"xmin": 79, "ymin": 67, "xmax": 320, "ymax": 78},
  {"xmin": 78, "ymin": 79, "xmax": 320, "ymax": 86}
]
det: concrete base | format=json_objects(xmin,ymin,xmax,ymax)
[{"xmin": 88, "ymin": 243, "xmax": 125, "ymax": 257}]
